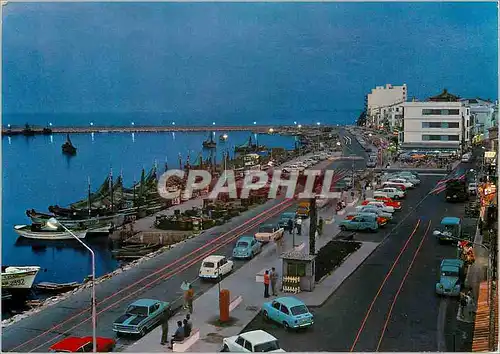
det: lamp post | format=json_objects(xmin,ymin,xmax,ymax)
[{"xmin": 52, "ymin": 219, "xmax": 96, "ymax": 352}]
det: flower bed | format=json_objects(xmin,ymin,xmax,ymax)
[{"xmin": 315, "ymin": 240, "xmax": 362, "ymax": 282}]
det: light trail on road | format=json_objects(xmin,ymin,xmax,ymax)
[
  {"xmin": 350, "ymin": 219, "xmax": 422, "ymax": 352},
  {"xmin": 375, "ymin": 220, "xmax": 433, "ymax": 351}
]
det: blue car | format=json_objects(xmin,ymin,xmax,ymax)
[
  {"xmin": 232, "ymin": 236, "xmax": 262, "ymax": 259},
  {"xmin": 262, "ymin": 296, "xmax": 314, "ymax": 329},
  {"xmin": 277, "ymin": 212, "xmax": 296, "ymax": 228},
  {"xmin": 113, "ymin": 299, "xmax": 170, "ymax": 336},
  {"xmin": 436, "ymin": 259, "xmax": 464, "ymax": 296}
]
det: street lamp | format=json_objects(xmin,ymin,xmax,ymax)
[
  {"xmin": 49, "ymin": 122, "xmax": 53, "ymax": 127},
  {"xmin": 172, "ymin": 121, "xmax": 176, "ymax": 126},
  {"xmin": 212, "ymin": 122, "xmax": 216, "ymax": 126},
  {"xmin": 131, "ymin": 122, "xmax": 135, "ymax": 126},
  {"xmin": 298, "ymin": 124, "xmax": 302, "ymax": 129},
  {"xmin": 317, "ymin": 122, "xmax": 321, "ymax": 126},
  {"xmin": 48, "ymin": 218, "xmax": 97, "ymax": 352},
  {"xmin": 253, "ymin": 121, "xmax": 257, "ymax": 125},
  {"xmin": 90, "ymin": 122, "xmax": 94, "ymax": 127}
]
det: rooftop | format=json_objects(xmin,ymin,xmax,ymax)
[
  {"xmin": 203, "ymin": 255, "xmax": 226, "ymax": 262},
  {"xmin": 428, "ymin": 88, "xmax": 460, "ymax": 102},
  {"xmin": 280, "ymin": 250, "xmax": 316, "ymax": 261},
  {"xmin": 440, "ymin": 217, "xmax": 461, "ymax": 225},
  {"xmin": 240, "ymin": 330, "xmax": 277, "ymax": 344}
]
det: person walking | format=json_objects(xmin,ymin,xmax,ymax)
[
  {"xmin": 160, "ymin": 308, "xmax": 170, "ymax": 345},
  {"xmin": 296, "ymin": 217, "xmax": 302, "ymax": 235},
  {"xmin": 459, "ymin": 292, "xmax": 467, "ymax": 319},
  {"xmin": 270, "ymin": 267, "xmax": 279, "ymax": 296},
  {"xmin": 169, "ymin": 321, "xmax": 185, "ymax": 349},
  {"xmin": 317, "ymin": 217, "xmax": 324, "ymax": 236},
  {"xmin": 185, "ymin": 284, "xmax": 194, "ymax": 314},
  {"xmin": 263, "ymin": 270, "xmax": 270, "ymax": 298},
  {"xmin": 287, "ymin": 218, "xmax": 294, "ymax": 235}
]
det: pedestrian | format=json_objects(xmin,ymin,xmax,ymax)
[
  {"xmin": 296, "ymin": 217, "xmax": 302, "ymax": 235},
  {"xmin": 459, "ymin": 292, "xmax": 467, "ymax": 318},
  {"xmin": 184, "ymin": 284, "xmax": 194, "ymax": 314},
  {"xmin": 317, "ymin": 217, "xmax": 323, "ymax": 236},
  {"xmin": 160, "ymin": 308, "xmax": 170, "ymax": 345},
  {"xmin": 184, "ymin": 313, "xmax": 192, "ymax": 337},
  {"xmin": 263, "ymin": 270, "xmax": 270, "ymax": 298},
  {"xmin": 169, "ymin": 321, "xmax": 185, "ymax": 349},
  {"xmin": 287, "ymin": 218, "xmax": 294, "ymax": 235},
  {"xmin": 270, "ymin": 267, "xmax": 279, "ymax": 296},
  {"xmin": 183, "ymin": 318, "xmax": 191, "ymax": 337}
]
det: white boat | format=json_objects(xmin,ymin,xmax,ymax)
[
  {"xmin": 2, "ymin": 266, "xmax": 41, "ymax": 289},
  {"xmin": 14, "ymin": 225, "xmax": 87, "ymax": 240}
]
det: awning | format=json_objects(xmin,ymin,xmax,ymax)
[
  {"xmin": 472, "ymin": 281, "xmax": 498, "ymax": 352},
  {"xmin": 484, "ymin": 151, "xmax": 496, "ymax": 159}
]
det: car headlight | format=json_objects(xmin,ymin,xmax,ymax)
[{"xmin": 438, "ymin": 284, "xmax": 443, "ymax": 288}]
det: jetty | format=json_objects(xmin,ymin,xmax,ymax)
[{"xmin": 1, "ymin": 124, "xmax": 318, "ymax": 136}]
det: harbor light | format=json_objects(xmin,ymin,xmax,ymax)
[
  {"xmin": 131, "ymin": 122, "xmax": 135, "ymax": 126},
  {"xmin": 317, "ymin": 122, "xmax": 321, "ymax": 126},
  {"xmin": 7, "ymin": 124, "xmax": 11, "ymax": 128},
  {"xmin": 253, "ymin": 121, "xmax": 257, "ymax": 125},
  {"xmin": 172, "ymin": 122, "xmax": 176, "ymax": 125},
  {"xmin": 213, "ymin": 122, "xmax": 216, "ymax": 125},
  {"xmin": 90, "ymin": 122, "xmax": 94, "ymax": 126},
  {"xmin": 269, "ymin": 128, "xmax": 274, "ymax": 133},
  {"xmin": 294, "ymin": 121, "xmax": 297, "ymax": 125},
  {"xmin": 223, "ymin": 134, "xmax": 228, "ymax": 139},
  {"xmin": 49, "ymin": 122, "xmax": 52, "ymax": 127},
  {"xmin": 298, "ymin": 124, "xmax": 302, "ymax": 129}
]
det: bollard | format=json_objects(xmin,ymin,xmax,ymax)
[{"xmin": 219, "ymin": 289, "xmax": 230, "ymax": 322}]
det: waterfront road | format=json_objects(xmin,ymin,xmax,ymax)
[
  {"xmin": 1, "ymin": 138, "xmax": 364, "ymax": 352},
  {"xmin": 244, "ymin": 169, "xmax": 472, "ymax": 352}
]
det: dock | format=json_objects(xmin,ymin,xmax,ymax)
[{"xmin": 1, "ymin": 124, "xmax": 316, "ymax": 136}]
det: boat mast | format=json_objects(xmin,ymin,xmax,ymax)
[
  {"xmin": 87, "ymin": 177, "xmax": 91, "ymax": 217},
  {"xmin": 109, "ymin": 168, "xmax": 114, "ymax": 212}
]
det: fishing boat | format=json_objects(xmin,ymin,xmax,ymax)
[
  {"xmin": 202, "ymin": 133, "xmax": 217, "ymax": 149},
  {"xmin": 2, "ymin": 266, "xmax": 41, "ymax": 290},
  {"xmin": 111, "ymin": 243, "xmax": 162, "ymax": 259},
  {"xmin": 62, "ymin": 134, "xmax": 77, "ymax": 155},
  {"xmin": 36, "ymin": 281, "xmax": 80, "ymax": 293},
  {"xmin": 234, "ymin": 135, "xmax": 266, "ymax": 154},
  {"xmin": 26, "ymin": 209, "xmax": 126, "ymax": 229},
  {"xmin": 219, "ymin": 134, "xmax": 228, "ymax": 142},
  {"xmin": 14, "ymin": 223, "xmax": 87, "ymax": 240}
]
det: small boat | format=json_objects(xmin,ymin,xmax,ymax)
[
  {"xmin": 42, "ymin": 127, "xmax": 52, "ymax": 135},
  {"xmin": 22, "ymin": 124, "xmax": 35, "ymax": 136},
  {"xmin": 111, "ymin": 243, "xmax": 161, "ymax": 259},
  {"xmin": 36, "ymin": 281, "xmax": 80, "ymax": 293},
  {"xmin": 26, "ymin": 209, "xmax": 125, "ymax": 229},
  {"xmin": 219, "ymin": 134, "xmax": 228, "ymax": 142},
  {"xmin": 202, "ymin": 133, "xmax": 217, "ymax": 149},
  {"xmin": 14, "ymin": 224, "xmax": 87, "ymax": 240},
  {"xmin": 1, "ymin": 266, "xmax": 41, "ymax": 290},
  {"xmin": 62, "ymin": 134, "xmax": 77, "ymax": 155}
]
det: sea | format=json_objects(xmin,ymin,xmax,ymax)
[{"xmin": 1, "ymin": 3, "xmax": 497, "ymax": 287}]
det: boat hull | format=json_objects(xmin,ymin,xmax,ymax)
[
  {"xmin": 14, "ymin": 226, "xmax": 87, "ymax": 240},
  {"xmin": 2, "ymin": 266, "xmax": 40, "ymax": 289},
  {"xmin": 29, "ymin": 213, "xmax": 126, "ymax": 229}
]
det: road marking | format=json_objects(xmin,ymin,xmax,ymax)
[
  {"xmin": 437, "ymin": 298, "xmax": 448, "ymax": 351},
  {"xmin": 375, "ymin": 220, "xmax": 432, "ymax": 351},
  {"xmin": 350, "ymin": 219, "xmax": 421, "ymax": 352}
]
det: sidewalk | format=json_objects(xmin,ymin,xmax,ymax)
[{"xmin": 122, "ymin": 196, "xmax": 377, "ymax": 353}]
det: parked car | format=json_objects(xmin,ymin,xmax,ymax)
[
  {"xmin": 199, "ymin": 255, "xmax": 234, "ymax": 279},
  {"xmin": 381, "ymin": 181, "xmax": 407, "ymax": 191},
  {"xmin": 277, "ymin": 212, "xmax": 296, "ymax": 228},
  {"xmin": 49, "ymin": 337, "xmax": 115, "ymax": 352},
  {"xmin": 468, "ymin": 182, "xmax": 478, "ymax": 195},
  {"xmin": 232, "ymin": 236, "xmax": 262, "ymax": 259},
  {"xmin": 262, "ymin": 296, "xmax": 314, "ymax": 329},
  {"xmin": 386, "ymin": 178, "xmax": 414, "ymax": 189},
  {"xmin": 433, "ymin": 217, "xmax": 462, "ymax": 243},
  {"xmin": 339, "ymin": 214, "xmax": 379, "ymax": 232},
  {"xmin": 390, "ymin": 172, "xmax": 421, "ymax": 185},
  {"xmin": 362, "ymin": 197, "xmax": 401, "ymax": 210},
  {"xmin": 255, "ymin": 224, "xmax": 284, "ymax": 243},
  {"xmin": 361, "ymin": 201, "xmax": 394, "ymax": 213},
  {"xmin": 436, "ymin": 259, "xmax": 464, "ymax": 296},
  {"xmin": 221, "ymin": 330, "xmax": 285, "ymax": 352},
  {"xmin": 112, "ymin": 299, "xmax": 170, "ymax": 336},
  {"xmin": 374, "ymin": 187, "xmax": 406, "ymax": 200},
  {"xmin": 355, "ymin": 206, "xmax": 392, "ymax": 219},
  {"xmin": 366, "ymin": 159, "xmax": 377, "ymax": 168},
  {"xmin": 344, "ymin": 212, "xmax": 388, "ymax": 227}
]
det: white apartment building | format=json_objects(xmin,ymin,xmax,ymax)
[
  {"xmin": 461, "ymin": 98, "xmax": 496, "ymax": 139},
  {"xmin": 366, "ymin": 84, "xmax": 407, "ymax": 129},
  {"xmin": 401, "ymin": 90, "xmax": 471, "ymax": 152}
]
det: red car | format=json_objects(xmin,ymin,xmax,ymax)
[
  {"xmin": 49, "ymin": 337, "xmax": 115, "ymax": 352},
  {"xmin": 361, "ymin": 198, "xmax": 401, "ymax": 210}
]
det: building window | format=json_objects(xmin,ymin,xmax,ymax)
[
  {"xmin": 422, "ymin": 109, "xmax": 460, "ymax": 115},
  {"xmin": 422, "ymin": 134, "xmax": 460, "ymax": 141},
  {"xmin": 421, "ymin": 122, "xmax": 459, "ymax": 129}
]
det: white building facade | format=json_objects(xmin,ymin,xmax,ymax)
[
  {"xmin": 401, "ymin": 101, "xmax": 471, "ymax": 152},
  {"xmin": 366, "ymin": 84, "xmax": 407, "ymax": 129},
  {"xmin": 461, "ymin": 98, "xmax": 497, "ymax": 140}
]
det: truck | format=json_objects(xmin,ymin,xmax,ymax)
[
  {"xmin": 296, "ymin": 200, "xmax": 311, "ymax": 218},
  {"xmin": 445, "ymin": 179, "xmax": 469, "ymax": 202}
]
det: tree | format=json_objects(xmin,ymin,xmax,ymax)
[{"xmin": 356, "ymin": 110, "xmax": 367, "ymax": 127}]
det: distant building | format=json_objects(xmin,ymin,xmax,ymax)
[
  {"xmin": 461, "ymin": 98, "xmax": 496, "ymax": 143},
  {"xmin": 366, "ymin": 84, "xmax": 407, "ymax": 129},
  {"xmin": 401, "ymin": 89, "xmax": 471, "ymax": 153}
]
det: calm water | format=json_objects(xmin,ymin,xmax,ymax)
[
  {"xmin": 2, "ymin": 132, "xmax": 295, "ymax": 284},
  {"xmin": 2, "ymin": 2, "xmax": 497, "ymax": 284}
]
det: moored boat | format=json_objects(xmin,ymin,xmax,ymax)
[
  {"xmin": 62, "ymin": 134, "xmax": 77, "ymax": 155},
  {"xmin": 36, "ymin": 281, "xmax": 80, "ymax": 293},
  {"xmin": 1, "ymin": 266, "xmax": 41, "ymax": 290},
  {"xmin": 14, "ymin": 224, "xmax": 87, "ymax": 240},
  {"xmin": 202, "ymin": 133, "xmax": 217, "ymax": 149},
  {"xmin": 26, "ymin": 209, "xmax": 126, "ymax": 229}
]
